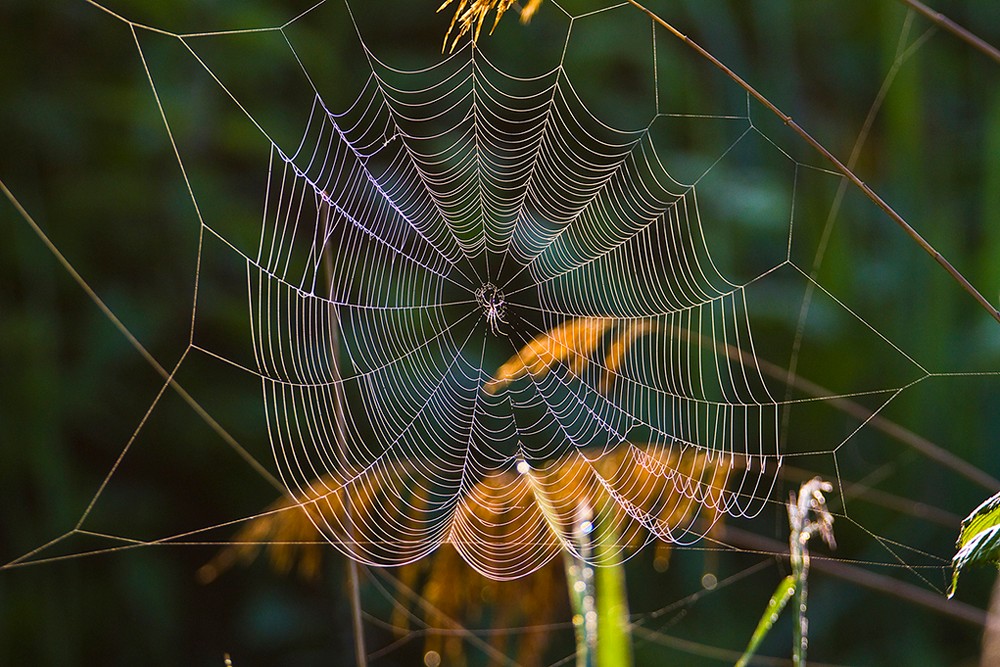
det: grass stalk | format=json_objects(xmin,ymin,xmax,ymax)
[
  {"xmin": 624, "ymin": 0, "xmax": 999, "ymax": 324},
  {"xmin": 896, "ymin": 0, "xmax": 1000, "ymax": 64},
  {"xmin": 735, "ymin": 575, "xmax": 796, "ymax": 667},
  {"xmin": 563, "ymin": 504, "xmax": 597, "ymax": 667},
  {"xmin": 788, "ymin": 479, "xmax": 835, "ymax": 666},
  {"xmin": 736, "ymin": 479, "xmax": 835, "ymax": 666},
  {"xmin": 790, "ymin": 540, "xmax": 808, "ymax": 666},
  {"xmin": 595, "ymin": 524, "xmax": 632, "ymax": 667},
  {"xmin": 324, "ymin": 214, "xmax": 367, "ymax": 667}
]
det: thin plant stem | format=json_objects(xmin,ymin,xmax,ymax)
[
  {"xmin": 346, "ymin": 560, "xmax": 367, "ymax": 667},
  {"xmin": 625, "ymin": 0, "xmax": 1000, "ymax": 324},
  {"xmin": 670, "ymin": 323, "xmax": 1000, "ymax": 490},
  {"xmin": 735, "ymin": 575, "xmax": 796, "ymax": 667},
  {"xmin": 896, "ymin": 0, "xmax": 1000, "ymax": 64},
  {"xmin": 723, "ymin": 524, "xmax": 987, "ymax": 627},
  {"xmin": 734, "ymin": 479, "xmax": 834, "ymax": 667},
  {"xmin": 787, "ymin": 479, "xmax": 835, "ymax": 665},
  {"xmin": 564, "ymin": 505, "xmax": 597, "ymax": 667},
  {"xmin": 789, "ymin": 479, "xmax": 835, "ymax": 665},
  {"xmin": 323, "ymin": 206, "xmax": 368, "ymax": 667},
  {"xmin": 594, "ymin": 522, "xmax": 632, "ymax": 667},
  {"xmin": 983, "ymin": 577, "xmax": 1000, "ymax": 667},
  {"xmin": 790, "ymin": 532, "xmax": 808, "ymax": 666}
]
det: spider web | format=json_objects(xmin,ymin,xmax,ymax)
[
  {"xmin": 2, "ymin": 0, "xmax": 999, "ymax": 663},
  {"xmin": 248, "ymin": 7, "xmax": 784, "ymax": 576}
]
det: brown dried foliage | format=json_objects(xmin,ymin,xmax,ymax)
[{"xmin": 201, "ymin": 444, "xmax": 734, "ymax": 665}]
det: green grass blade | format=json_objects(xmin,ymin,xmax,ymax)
[
  {"xmin": 735, "ymin": 575, "xmax": 796, "ymax": 667},
  {"xmin": 950, "ymin": 490, "xmax": 1000, "ymax": 598},
  {"xmin": 595, "ymin": 530, "xmax": 632, "ymax": 667},
  {"xmin": 563, "ymin": 552, "xmax": 596, "ymax": 667}
]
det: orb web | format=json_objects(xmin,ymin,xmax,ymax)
[
  {"xmin": 246, "ymin": 3, "xmax": 782, "ymax": 579},
  {"xmin": 5, "ymin": 2, "xmax": 998, "ymax": 661}
]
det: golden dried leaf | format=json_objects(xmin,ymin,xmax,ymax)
[{"xmin": 197, "ymin": 471, "xmax": 430, "ymax": 583}]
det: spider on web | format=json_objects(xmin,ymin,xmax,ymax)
[{"xmin": 475, "ymin": 282, "xmax": 508, "ymax": 334}]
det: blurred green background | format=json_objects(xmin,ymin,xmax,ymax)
[{"xmin": 1, "ymin": 0, "xmax": 999, "ymax": 665}]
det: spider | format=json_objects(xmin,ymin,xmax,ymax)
[{"xmin": 475, "ymin": 283, "xmax": 507, "ymax": 334}]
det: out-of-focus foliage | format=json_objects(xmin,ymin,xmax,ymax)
[{"xmin": 1, "ymin": 1, "xmax": 998, "ymax": 665}]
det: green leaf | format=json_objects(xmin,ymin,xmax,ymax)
[
  {"xmin": 735, "ymin": 575, "xmax": 796, "ymax": 667},
  {"xmin": 949, "ymin": 490, "xmax": 1000, "ymax": 598}
]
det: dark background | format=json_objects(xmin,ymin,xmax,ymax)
[{"xmin": 1, "ymin": 0, "xmax": 999, "ymax": 665}]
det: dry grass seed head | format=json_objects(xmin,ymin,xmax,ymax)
[{"xmin": 438, "ymin": 0, "xmax": 545, "ymax": 52}]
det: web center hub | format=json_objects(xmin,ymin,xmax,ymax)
[{"xmin": 475, "ymin": 283, "xmax": 507, "ymax": 334}]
